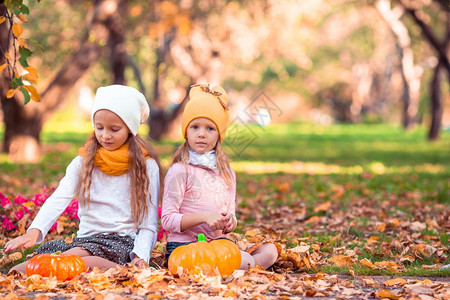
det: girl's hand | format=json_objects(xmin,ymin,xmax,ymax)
[
  {"xmin": 4, "ymin": 229, "xmax": 40, "ymax": 253},
  {"xmin": 131, "ymin": 256, "xmax": 147, "ymax": 268},
  {"xmin": 221, "ymin": 211, "xmax": 235, "ymax": 234},
  {"xmin": 202, "ymin": 212, "xmax": 227, "ymax": 231}
]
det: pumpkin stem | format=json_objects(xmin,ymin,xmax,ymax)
[
  {"xmin": 51, "ymin": 251, "xmax": 62, "ymax": 256},
  {"xmin": 198, "ymin": 233, "xmax": 206, "ymax": 242}
]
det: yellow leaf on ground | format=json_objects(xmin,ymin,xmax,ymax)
[
  {"xmin": 366, "ymin": 236, "xmax": 379, "ymax": 246},
  {"xmin": 348, "ymin": 266, "xmax": 355, "ymax": 277},
  {"xmin": 377, "ymin": 289, "xmax": 401, "ymax": 299},
  {"xmin": 245, "ymin": 230, "xmax": 258, "ymax": 237},
  {"xmin": 330, "ymin": 233, "xmax": 341, "ymax": 242},
  {"xmin": 17, "ymin": 214, "xmax": 30, "ymax": 234},
  {"xmin": 313, "ymin": 201, "xmax": 330, "ymax": 212},
  {"xmin": 374, "ymin": 261, "xmax": 404, "ymax": 272},
  {"xmin": 0, "ymin": 16, "xmax": 6, "ymax": 24},
  {"xmin": 8, "ymin": 252, "xmax": 22, "ymax": 261},
  {"xmin": 359, "ymin": 258, "xmax": 374, "ymax": 269},
  {"xmin": 305, "ymin": 216, "xmax": 321, "ymax": 224},
  {"xmin": 383, "ymin": 277, "xmax": 407, "ymax": 286},
  {"xmin": 400, "ymin": 255, "xmax": 415, "ymax": 263},
  {"xmin": 12, "ymin": 23, "xmax": 23, "ymax": 37},
  {"xmin": 359, "ymin": 276, "xmax": 377, "ymax": 286},
  {"xmin": 64, "ymin": 233, "xmax": 75, "ymax": 244},
  {"xmin": 330, "ymin": 255, "xmax": 353, "ymax": 267},
  {"xmin": 377, "ymin": 222, "xmax": 386, "ymax": 232},
  {"xmin": 389, "ymin": 218, "xmax": 401, "ymax": 227},
  {"xmin": 421, "ymin": 264, "xmax": 442, "ymax": 270}
]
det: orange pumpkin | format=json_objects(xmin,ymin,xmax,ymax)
[
  {"xmin": 168, "ymin": 234, "xmax": 241, "ymax": 276},
  {"xmin": 26, "ymin": 252, "xmax": 86, "ymax": 281}
]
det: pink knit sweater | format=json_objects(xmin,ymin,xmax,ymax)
[{"xmin": 161, "ymin": 163, "xmax": 236, "ymax": 242}]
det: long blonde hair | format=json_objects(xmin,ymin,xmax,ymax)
[
  {"xmin": 76, "ymin": 133, "xmax": 162, "ymax": 228},
  {"xmin": 171, "ymin": 140, "xmax": 233, "ymax": 187}
]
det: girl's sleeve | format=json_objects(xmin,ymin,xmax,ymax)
[
  {"xmin": 160, "ymin": 163, "xmax": 187, "ymax": 234},
  {"xmin": 131, "ymin": 158, "xmax": 160, "ymax": 264},
  {"xmin": 28, "ymin": 156, "xmax": 82, "ymax": 243}
]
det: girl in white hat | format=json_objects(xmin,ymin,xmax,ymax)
[{"xmin": 5, "ymin": 85, "xmax": 161, "ymax": 272}]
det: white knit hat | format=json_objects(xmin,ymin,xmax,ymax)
[{"xmin": 91, "ymin": 85, "xmax": 150, "ymax": 136}]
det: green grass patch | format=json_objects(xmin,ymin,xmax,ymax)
[{"xmin": 1, "ymin": 122, "xmax": 449, "ymax": 276}]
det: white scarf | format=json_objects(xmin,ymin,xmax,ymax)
[{"xmin": 188, "ymin": 148, "xmax": 218, "ymax": 172}]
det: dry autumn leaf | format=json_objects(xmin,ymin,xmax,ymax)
[
  {"xmin": 313, "ymin": 201, "xmax": 331, "ymax": 212},
  {"xmin": 0, "ymin": 63, "xmax": 8, "ymax": 73},
  {"xmin": 8, "ymin": 252, "xmax": 22, "ymax": 261},
  {"xmin": 18, "ymin": 13, "xmax": 28, "ymax": 23},
  {"xmin": 329, "ymin": 255, "xmax": 353, "ymax": 267},
  {"xmin": 377, "ymin": 289, "xmax": 402, "ymax": 299},
  {"xmin": 359, "ymin": 258, "xmax": 375, "ymax": 268},
  {"xmin": 6, "ymin": 89, "xmax": 15, "ymax": 98},
  {"xmin": 12, "ymin": 23, "xmax": 23, "ymax": 37},
  {"xmin": 383, "ymin": 278, "xmax": 407, "ymax": 286},
  {"xmin": 24, "ymin": 85, "xmax": 41, "ymax": 102}
]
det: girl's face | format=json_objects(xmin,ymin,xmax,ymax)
[
  {"xmin": 94, "ymin": 109, "xmax": 130, "ymax": 151},
  {"xmin": 186, "ymin": 117, "xmax": 219, "ymax": 154}
]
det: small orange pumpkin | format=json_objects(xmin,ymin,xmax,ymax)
[
  {"xmin": 26, "ymin": 252, "xmax": 86, "ymax": 281},
  {"xmin": 168, "ymin": 234, "xmax": 241, "ymax": 276}
]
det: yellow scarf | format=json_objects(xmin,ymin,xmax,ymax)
[{"xmin": 78, "ymin": 141, "xmax": 150, "ymax": 176}]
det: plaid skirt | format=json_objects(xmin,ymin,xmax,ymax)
[{"xmin": 36, "ymin": 233, "xmax": 134, "ymax": 265}]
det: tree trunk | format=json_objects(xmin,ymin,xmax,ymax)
[
  {"xmin": 148, "ymin": 27, "xmax": 178, "ymax": 140},
  {"xmin": 376, "ymin": 0, "xmax": 421, "ymax": 129},
  {"xmin": 428, "ymin": 60, "xmax": 443, "ymax": 140},
  {"xmin": 0, "ymin": 3, "xmax": 41, "ymax": 162},
  {"xmin": 148, "ymin": 25, "xmax": 224, "ymax": 140},
  {"xmin": 108, "ymin": 0, "xmax": 127, "ymax": 84},
  {"xmin": 396, "ymin": 0, "xmax": 450, "ymax": 139},
  {"xmin": 1, "ymin": 0, "xmax": 125, "ymax": 162}
]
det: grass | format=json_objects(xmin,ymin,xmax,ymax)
[{"xmin": 0, "ymin": 121, "xmax": 449, "ymax": 276}]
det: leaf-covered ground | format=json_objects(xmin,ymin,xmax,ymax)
[{"xmin": 0, "ymin": 123, "xmax": 449, "ymax": 298}]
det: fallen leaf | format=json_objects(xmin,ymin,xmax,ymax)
[
  {"xmin": 313, "ymin": 201, "xmax": 331, "ymax": 212},
  {"xmin": 383, "ymin": 278, "xmax": 407, "ymax": 286},
  {"xmin": 8, "ymin": 252, "xmax": 22, "ymax": 261},
  {"xmin": 377, "ymin": 289, "xmax": 401, "ymax": 299},
  {"xmin": 329, "ymin": 255, "xmax": 353, "ymax": 267},
  {"xmin": 377, "ymin": 222, "xmax": 386, "ymax": 232},
  {"xmin": 359, "ymin": 258, "xmax": 374, "ymax": 269}
]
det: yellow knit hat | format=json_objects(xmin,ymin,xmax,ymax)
[{"xmin": 181, "ymin": 84, "xmax": 230, "ymax": 142}]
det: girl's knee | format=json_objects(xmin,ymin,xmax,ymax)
[
  {"xmin": 239, "ymin": 251, "xmax": 255, "ymax": 270},
  {"xmin": 254, "ymin": 243, "xmax": 278, "ymax": 269},
  {"xmin": 9, "ymin": 261, "xmax": 27, "ymax": 274},
  {"xmin": 263, "ymin": 243, "xmax": 279, "ymax": 260}
]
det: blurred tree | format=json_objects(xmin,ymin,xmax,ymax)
[
  {"xmin": 394, "ymin": 0, "xmax": 449, "ymax": 139},
  {"xmin": 0, "ymin": 0, "xmax": 125, "ymax": 162},
  {"xmin": 2, "ymin": 0, "xmax": 447, "ymax": 164},
  {"xmin": 376, "ymin": 0, "xmax": 429, "ymax": 129}
]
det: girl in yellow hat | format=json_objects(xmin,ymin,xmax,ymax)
[{"xmin": 161, "ymin": 84, "xmax": 278, "ymax": 270}]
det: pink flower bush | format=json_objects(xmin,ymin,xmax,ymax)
[
  {"xmin": 1, "ymin": 188, "xmax": 168, "ymax": 241},
  {"xmin": 0, "ymin": 188, "xmax": 79, "ymax": 236},
  {"xmin": 157, "ymin": 206, "xmax": 168, "ymax": 240}
]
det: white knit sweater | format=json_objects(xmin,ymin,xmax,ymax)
[{"xmin": 28, "ymin": 156, "xmax": 160, "ymax": 264}]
